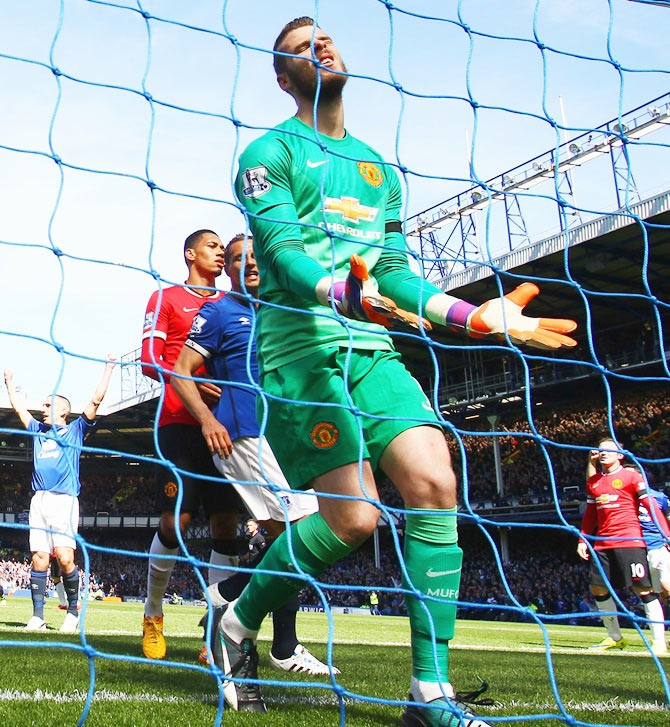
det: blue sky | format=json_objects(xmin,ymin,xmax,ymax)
[{"xmin": 0, "ymin": 0, "xmax": 669, "ymax": 410}]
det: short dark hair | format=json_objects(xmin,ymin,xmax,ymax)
[
  {"xmin": 273, "ymin": 16, "xmax": 316, "ymax": 75},
  {"xmin": 597, "ymin": 436, "xmax": 624, "ymax": 452},
  {"xmin": 183, "ymin": 229, "xmax": 217, "ymax": 261},
  {"xmin": 224, "ymin": 233, "xmax": 252, "ymax": 267}
]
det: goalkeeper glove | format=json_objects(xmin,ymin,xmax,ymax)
[
  {"xmin": 461, "ymin": 282, "xmax": 577, "ymax": 350},
  {"xmin": 330, "ymin": 254, "xmax": 432, "ymax": 333}
]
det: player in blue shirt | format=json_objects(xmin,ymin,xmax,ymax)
[
  {"xmin": 172, "ymin": 234, "xmax": 333, "ymax": 710},
  {"xmin": 637, "ymin": 474, "xmax": 670, "ymax": 636},
  {"xmin": 4, "ymin": 357, "xmax": 116, "ymax": 633},
  {"xmin": 175, "ymin": 235, "xmax": 318, "ymax": 531}
]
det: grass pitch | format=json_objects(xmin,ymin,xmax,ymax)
[{"xmin": 0, "ymin": 598, "xmax": 669, "ymax": 726}]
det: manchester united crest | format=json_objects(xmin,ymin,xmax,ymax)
[
  {"xmin": 358, "ymin": 162, "xmax": 383, "ymax": 187},
  {"xmin": 310, "ymin": 422, "xmax": 339, "ymax": 449},
  {"xmin": 612, "ymin": 479, "xmax": 624, "ymax": 489}
]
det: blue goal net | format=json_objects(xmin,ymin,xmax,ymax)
[{"xmin": 1, "ymin": 1, "xmax": 669, "ymax": 726}]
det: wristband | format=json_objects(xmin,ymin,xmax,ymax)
[
  {"xmin": 446, "ymin": 300, "xmax": 477, "ymax": 329},
  {"xmin": 315, "ymin": 276, "xmax": 332, "ymax": 306},
  {"xmin": 424, "ymin": 292, "xmax": 476, "ymax": 330}
]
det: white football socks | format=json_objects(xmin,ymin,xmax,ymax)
[
  {"xmin": 410, "ymin": 676, "xmax": 455, "ymax": 703},
  {"xmin": 208, "ymin": 552, "xmax": 239, "ymax": 585},
  {"xmin": 145, "ymin": 532, "xmax": 178, "ymax": 618},
  {"xmin": 596, "ymin": 596, "xmax": 622, "ymax": 641}
]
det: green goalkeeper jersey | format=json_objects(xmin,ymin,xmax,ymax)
[{"xmin": 235, "ymin": 116, "xmax": 441, "ymax": 372}]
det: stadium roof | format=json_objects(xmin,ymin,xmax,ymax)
[
  {"xmin": 1, "ymin": 191, "xmax": 668, "ymax": 461},
  {"xmin": 397, "ymin": 191, "xmax": 670, "ymax": 376},
  {"xmin": 436, "ymin": 190, "xmax": 670, "ymax": 335}
]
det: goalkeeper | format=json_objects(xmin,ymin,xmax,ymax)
[{"xmin": 218, "ymin": 15, "xmax": 578, "ymax": 724}]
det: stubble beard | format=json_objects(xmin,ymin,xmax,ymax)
[{"xmin": 289, "ymin": 60, "xmax": 348, "ymax": 104}]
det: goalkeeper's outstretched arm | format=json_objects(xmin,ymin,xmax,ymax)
[
  {"xmin": 239, "ymin": 175, "xmax": 576, "ymax": 348},
  {"xmin": 373, "ymin": 230, "xmax": 578, "ymax": 349},
  {"xmin": 258, "ymin": 232, "xmax": 577, "ymax": 349}
]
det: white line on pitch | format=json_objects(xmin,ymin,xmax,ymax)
[{"xmin": 2, "ymin": 689, "xmax": 669, "ymax": 713}]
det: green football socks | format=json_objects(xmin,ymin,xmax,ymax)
[
  {"xmin": 403, "ymin": 508, "xmax": 462, "ymax": 683},
  {"xmin": 234, "ymin": 512, "xmax": 353, "ymax": 631}
]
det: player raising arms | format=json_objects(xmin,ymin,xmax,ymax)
[
  {"xmin": 209, "ymin": 16, "xmax": 579, "ymax": 726},
  {"xmin": 578, "ymin": 439, "xmax": 670, "ymax": 656},
  {"xmin": 171, "ymin": 233, "xmax": 335, "ymax": 690},
  {"xmin": 140, "ymin": 229, "xmax": 242, "ymax": 661},
  {"xmin": 4, "ymin": 356, "xmax": 116, "ymax": 633}
]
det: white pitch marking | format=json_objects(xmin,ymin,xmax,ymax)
[{"xmin": 1, "ymin": 690, "xmax": 668, "ymax": 713}]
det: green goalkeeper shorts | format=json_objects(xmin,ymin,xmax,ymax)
[{"xmin": 259, "ymin": 347, "xmax": 441, "ymax": 489}]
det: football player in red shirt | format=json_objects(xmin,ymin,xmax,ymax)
[
  {"xmin": 578, "ymin": 437, "xmax": 670, "ymax": 655},
  {"xmin": 140, "ymin": 229, "xmax": 241, "ymax": 660}
]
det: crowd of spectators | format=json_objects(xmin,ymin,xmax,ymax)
[
  {"xmin": 0, "ymin": 528, "xmax": 636, "ymax": 628},
  {"xmin": 0, "ymin": 533, "xmax": 209, "ymax": 602},
  {"xmin": 298, "ymin": 530, "xmax": 622, "ymax": 625},
  {"xmin": 450, "ymin": 387, "xmax": 670, "ymax": 501},
  {"xmin": 1, "ymin": 388, "xmax": 667, "ymax": 514},
  {"xmin": 0, "ymin": 464, "xmax": 158, "ymax": 518},
  {"xmin": 0, "ymin": 386, "xmax": 667, "ymax": 624}
]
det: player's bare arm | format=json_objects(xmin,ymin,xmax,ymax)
[
  {"xmin": 172, "ymin": 344, "xmax": 232, "ymax": 459},
  {"xmin": 195, "ymin": 379, "xmax": 222, "ymax": 408},
  {"xmin": 141, "ymin": 328, "xmax": 221, "ymax": 405},
  {"xmin": 82, "ymin": 355, "xmax": 117, "ymax": 421},
  {"xmin": 4, "ymin": 369, "xmax": 32, "ymax": 429}
]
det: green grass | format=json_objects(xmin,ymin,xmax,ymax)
[{"xmin": 1, "ymin": 598, "xmax": 669, "ymax": 726}]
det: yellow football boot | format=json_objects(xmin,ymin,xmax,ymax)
[{"xmin": 142, "ymin": 615, "xmax": 166, "ymax": 659}]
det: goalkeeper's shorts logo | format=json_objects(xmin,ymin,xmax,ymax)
[
  {"xmin": 164, "ymin": 481, "xmax": 178, "ymax": 498},
  {"xmin": 358, "ymin": 162, "xmax": 383, "ymax": 187},
  {"xmin": 310, "ymin": 421, "xmax": 339, "ymax": 449}
]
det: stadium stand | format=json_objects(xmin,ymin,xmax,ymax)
[{"xmin": 2, "ymin": 385, "xmax": 667, "ymax": 620}]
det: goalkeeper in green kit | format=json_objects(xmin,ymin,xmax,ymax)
[{"xmin": 216, "ymin": 16, "xmax": 578, "ymax": 725}]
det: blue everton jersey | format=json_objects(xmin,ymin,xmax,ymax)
[
  {"xmin": 28, "ymin": 416, "xmax": 95, "ymax": 495},
  {"xmin": 185, "ymin": 294, "xmax": 260, "ymax": 441},
  {"xmin": 639, "ymin": 488, "xmax": 670, "ymax": 550}
]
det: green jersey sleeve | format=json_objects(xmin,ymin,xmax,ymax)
[
  {"xmin": 236, "ymin": 133, "xmax": 328, "ymax": 302},
  {"xmin": 374, "ymin": 231, "xmax": 443, "ymax": 313},
  {"xmin": 372, "ymin": 164, "xmax": 443, "ymax": 314}
]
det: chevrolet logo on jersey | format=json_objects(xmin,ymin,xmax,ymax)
[
  {"xmin": 324, "ymin": 196, "xmax": 378, "ymax": 224},
  {"xmin": 596, "ymin": 493, "xmax": 619, "ymax": 505}
]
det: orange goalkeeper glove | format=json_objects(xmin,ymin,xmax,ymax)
[
  {"xmin": 330, "ymin": 254, "xmax": 432, "ymax": 333},
  {"xmin": 465, "ymin": 282, "xmax": 577, "ymax": 350}
]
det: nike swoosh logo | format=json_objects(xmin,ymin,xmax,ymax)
[
  {"xmin": 306, "ymin": 159, "xmax": 328, "ymax": 168},
  {"xmin": 426, "ymin": 567, "xmax": 461, "ymax": 578},
  {"xmin": 183, "ymin": 307, "xmax": 199, "ymax": 312}
]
